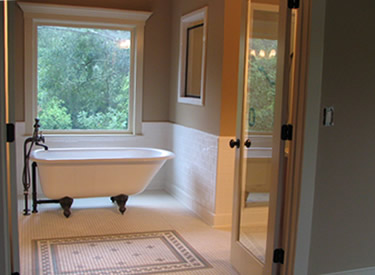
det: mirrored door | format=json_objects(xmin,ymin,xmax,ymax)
[
  {"xmin": 230, "ymin": 0, "xmax": 296, "ymax": 274},
  {"xmin": 239, "ymin": 3, "xmax": 279, "ymax": 264}
]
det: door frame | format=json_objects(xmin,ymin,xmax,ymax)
[
  {"xmin": 279, "ymin": 0, "xmax": 312, "ymax": 274},
  {"xmin": 0, "ymin": 2, "xmax": 12, "ymax": 274},
  {"xmin": 1, "ymin": 1, "xmax": 20, "ymax": 274},
  {"xmin": 230, "ymin": 0, "xmax": 313, "ymax": 274}
]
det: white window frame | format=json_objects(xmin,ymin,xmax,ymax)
[{"xmin": 18, "ymin": 2, "xmax": 152, "ymax": 135}]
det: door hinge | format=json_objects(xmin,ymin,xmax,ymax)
[
  {"xmin": 6, "ymin": 123, "xmax": 15, "ymax": 143},
  {"xmin": 288, "ymin": 0, "xmax": 300, "ymax": 9},
  {"xmin": 273, "ymin": 248, "xmax": 285, "ymax": 264},
  {"xmin": 281, "ymin": 124, "xmax": 293, "ymax": 141}
]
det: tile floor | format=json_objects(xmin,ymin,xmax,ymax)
[{"xmin": 18, "ymin": 190, "xmax": 239, "ymax": 275}]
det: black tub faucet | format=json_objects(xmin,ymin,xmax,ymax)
[{"xmin": 23, "ymin": 118, "xmax": 49, "ymax": 215}]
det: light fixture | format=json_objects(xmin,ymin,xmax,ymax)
[
  {"xmin": 250, "ymin": 49, "xmax": 277, "ymax": 58},
  {"xmin": 250, "ymin": 49, "xmax": 256, "ymax": 57},
  {"xmin": 269, "ymin": 49, "xmax": 276, "ymax": 58},
  {"xmin": 118, "ymin": 39, "xmax": 130, "ymax": 49}
]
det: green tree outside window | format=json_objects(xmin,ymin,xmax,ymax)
[{"xmin": 37, "ymin": 26, "xmax": 131, "ymax": 130}]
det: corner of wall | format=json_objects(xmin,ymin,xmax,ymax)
[{"xmin": 293, "ymin": 0, "xmax": 326, "ymax": 273}]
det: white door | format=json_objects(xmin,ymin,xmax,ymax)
[{"xmin": 230, "ymin": 0, "xmax": 296, "ymax": 274}]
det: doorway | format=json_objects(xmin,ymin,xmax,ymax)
[{"xmin": 230, "ymin": 0, "xmax": 310, "ymax": 274}]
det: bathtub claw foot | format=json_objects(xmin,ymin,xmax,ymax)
[
  {"xmin": 59, "ymin": 197, "xmax": 73, "ymax": 218},
  {"xmin": 111, "ymin": 194, "xmax": 128, "ymax": 214}
]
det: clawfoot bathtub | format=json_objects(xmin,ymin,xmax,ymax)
[{"xmin": 30, "ymin": 147, "xmax": 174, "ymax": 217}]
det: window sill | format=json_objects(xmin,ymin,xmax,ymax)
[{"xmin": 23, "ymin": 133, "xmax": 143, "ymax": 138}]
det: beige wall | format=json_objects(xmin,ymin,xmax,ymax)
[
  {"xmin": 142, "ymin": 0, "xmax": 172, "ymax": 122},
  {"xmin": 219, "ymin": 0, "xmax": 241, "ymax": 137},
  {"xmin": 169, "ymin": 0, "xmax": 224, "ymax": 136},
  {"xmin": 14, "ymin": 0, "xmax": 172, "ymax": 122},
  {"xmin": 308, "ymin": 1, "xmax": 375, "ymax": 274}
]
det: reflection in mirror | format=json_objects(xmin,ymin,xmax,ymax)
[
  {"xmin": 185, "ymin": 23, "xmax": 204, "ymax": 98},
  {"xmin": 247, "ymin": 9, "xmax": 279, "ymax": 134},
  {"xmin": 177, "ymin": 7, "xmax": 207, "ymax": 105}
]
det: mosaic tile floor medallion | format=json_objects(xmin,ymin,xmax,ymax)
[{"xmin": 33, "ymin": 230, "xmax": 212, "ymax": 275}]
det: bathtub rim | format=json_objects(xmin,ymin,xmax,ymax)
[{"xmin": 30, "ymin": 147, "xmax": 175, "ymax": 164}]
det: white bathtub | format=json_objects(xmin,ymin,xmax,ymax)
[{"xmin": 30, "ymin": 147, "xmax": 175, "ymax": 200}]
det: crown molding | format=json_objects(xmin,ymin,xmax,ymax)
[{"xmin": 18, "ymin": 2, "xmax": 152, "ymax": 22}]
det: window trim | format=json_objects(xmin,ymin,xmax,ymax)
[{"xmin": 18, "ymin": 2, "xmax": 152, "ymax": 135}]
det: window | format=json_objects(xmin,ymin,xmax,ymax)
[
  {"xmin": 19, "ymin": 3, "xmax": 151, "ymax": 134},
  {"xmin": 38, "ymin": 26, "xmax": 131, "ymax": 131}
]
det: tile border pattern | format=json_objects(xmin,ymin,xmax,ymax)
[{"xmin": 33, "ymin": 230, "xmax": 212, "ymax": 275}]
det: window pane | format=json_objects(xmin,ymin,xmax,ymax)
[{"xmin": 37, "ymin": 26, "xmax": 131, "ymax": 131}]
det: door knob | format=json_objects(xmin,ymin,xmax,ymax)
[
  {"xmin": 244, "ymin": 139, "xmax": 252, "ymax": 148},
  {"xmin": 229, "ymin": 139, "xmax": 240, "ymax": 148}
]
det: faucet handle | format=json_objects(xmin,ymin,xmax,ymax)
[
  {"xmin": 33, "ymin": 118, "xmax": 40, "ymax": 129},
  {"xmin": 39, "ymin": 131, "xmax": 45, "ymax": 143}
]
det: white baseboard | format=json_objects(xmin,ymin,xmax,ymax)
[
  {"xmin": 211, "ymin": 213, "xmax": 232, "ymax": 229},
  {"xmin": 165, "ymin": 184, "xmax": 215, "ymax": 226},
  {"xmin": 165, "ymin": 184, "xmax": 233, "ymax": 228},
  {"xmin": 323, "ymin": 266, "xmax": 375, "ymax": 275}
]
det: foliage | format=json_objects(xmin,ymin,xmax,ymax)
[
  {"xmin": 247, "ymin": 39, "xmax": 277, "ymax": 133},
  {"xmin": 37, "ymin": 26, "xmax": 131, "ymax": 131},
  {"xmin": 77, "ymin": 108, "xmax": 129, "ymax": 130},
  {"xmin": 38, "ymin": 97, "xmax": 72, "ymax": 129}
]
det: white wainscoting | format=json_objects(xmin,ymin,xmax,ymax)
[
  {"xmin": 15, "ymin": 122, "xmax": 236, "ymax": 227},
  {"xmin": 164, "ymin": 124, "xmax": 219, "ymax": 226}
]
